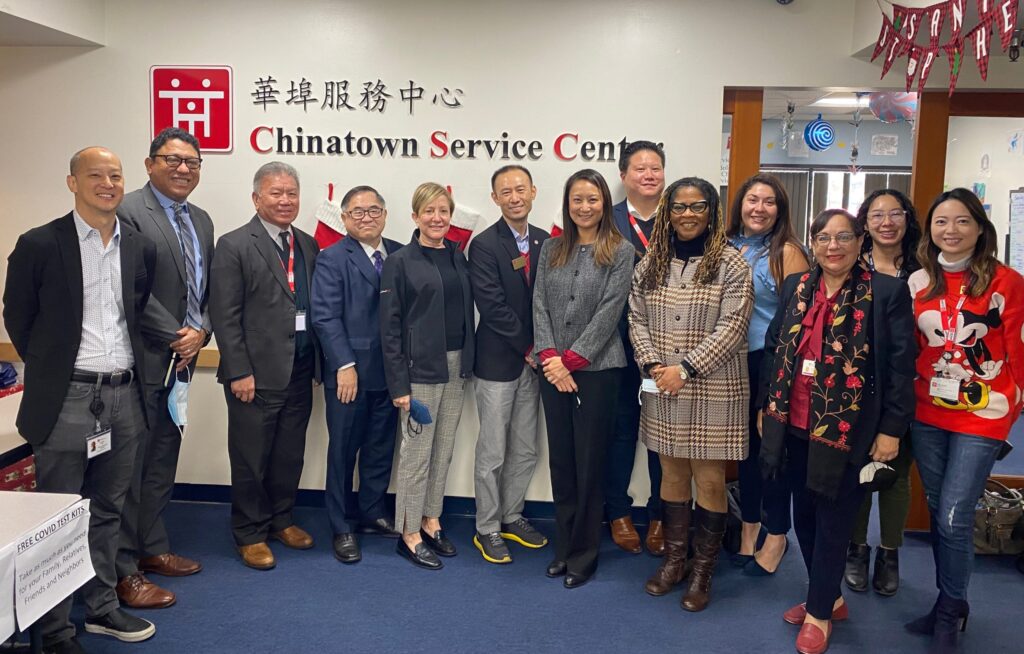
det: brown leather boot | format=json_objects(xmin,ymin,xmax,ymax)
[
  {"xmin": 644, "ymin": 501, "xmax": 691, "ymax": 596},
  {"xmin": 610, "ymin": 516, "xmax": 642, "ymax": 554},
  {"xmin": 681, "ymin": 505, "xmax": 727, "ymax": 612},
  {"xmin": 645, "ymin": 519, "xmax": 665, "ymax": 556}
]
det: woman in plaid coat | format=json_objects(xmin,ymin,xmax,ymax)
[{"xmin": 628, "ymin": 176, "xmax": 753, "ymax": 612}]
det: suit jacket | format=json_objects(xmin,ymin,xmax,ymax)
[
  {"xmin": 209, "ymin": 215, "xmax": 322, "ymax": 390},
  {"xmin": 117, "ymin": 182, "xmax": 215, "ymax": 385},
  {"xmin": 310, "ymin": 235, "xmax": 402, "ymax": 391},
  {"xmin": 3, "ymin": 213, "xmax": 156, "ymax": 445},
  {"xmin": 468, "ymin": 218, "xmax": 549, "ymax": 382},
  {"xmin": 760, "ymin": 271, "xmax": 917, "ymax": 465},
  {"xmin": 380, "ymin": 231, "xmax": 475, "ymax": 398},
  {"xmin": 612, "ymin": 199, "xmax": 645, "ymax": 367}
]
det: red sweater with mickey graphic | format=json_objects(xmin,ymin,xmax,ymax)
[{"xmin": 908, "ymin": 264, "xmax": 1024, "ymax": 441}]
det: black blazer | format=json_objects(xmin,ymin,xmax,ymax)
[
  {"xmin": 760, "ymin": 271, "xmax": 917, "ymax": 465},
  {"xmin": 612, "ymin": 199, "xmax": 644, "ymax": 367},
  {"xmin": 3, "ymin": 213, "xmax": 156, "ymax": 445},
  {"xmin": 468, "ymin": 219, "xmax": 549, "ymax": 382},
  {"xmin": 209, "ymin": 216, "xmax": 322, "ymax": 389},
  {"xmin": 380, "ymin": 231, "xmax": 475, "ymax": 398},
  {"xmin": 118, "ymin": 183, "xmax": 215, "ymax": 385},
  {"xmin": 310, "ymin": 234, "xmax": 403, "ymax": 392}
]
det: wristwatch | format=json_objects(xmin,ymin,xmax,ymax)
[{"xmin": 678, "ymin": 363, "xmax": 688, "ymax": 381}]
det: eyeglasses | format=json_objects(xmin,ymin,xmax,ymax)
[
  {"xmin": 866, "ymin": 209, "xmax": 907, "ymax": 224},
  {"xmin": 153, "ymin": 154, "xmax": 202, "ymax": 170},
  {"xmin": 346, "ymin": 207, "xmax": 384, "ymax": 219},
  {"xmin": 812, "ymin": 232, "xmax": 858, "ymax": 246},
  {"xmin": 669, "ymin": 201, "xmax": 708, "ymax": 216}
]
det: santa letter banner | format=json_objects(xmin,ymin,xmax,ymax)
[
  {"xmin": 882, "ymin": 31, "xmax": 905, "ymax": 78},
  {"xmin": 968, "ymin": 20, "xmax": 991, "ymax": 80},
  {"xmin": 872, "ymin": 16, "xmax": 895, "ymax": 61},
  {"xmin": 998, "ymin": 0, "xmax": 1020, "ymax": 50},
  {"xmin": 906, "ymin": 46, "xmax": 924, "ymax": 92},
  {"xmin": 918, "ymin": 47, "xmax": 939, "ymax": 92},
  {"xmin": 927, "ymin": 4, "xmax": 947, "ymax": 47},
  {"xmin": 944, "ymin": 39, "xmax": 965, "ymax": 96},
  {"xmin": 949, "ymin": 0, "xmax": 967, "ymax": 40}
]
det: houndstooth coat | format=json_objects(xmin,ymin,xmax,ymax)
[{"xmin": 628, "ymin": 247, "xmax": 753, "ymax": 460}]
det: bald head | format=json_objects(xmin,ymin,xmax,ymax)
[
  {"xmin": 70, "ymin": 146, "xmax": 119, "ymax": 175},
  {"xmin": 66, "ymin": 147, "xmax": 124, "ymax": 219}
]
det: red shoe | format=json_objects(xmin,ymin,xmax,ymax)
[
  {"xmin": 783, "ymin": 601, "xmax": 849, "ymax": 625},
  {"xmin": 795, "ymin": 622, "xmax": 831, "ymax": 654}
]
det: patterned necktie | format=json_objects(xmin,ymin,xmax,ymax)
[
  {"xmin": 172, "ymin": 203, "xmax": 202, "ymax": 330},
  {"xmin": 372, "ymin": 250, "xmax": 384, "ymax": 277}
]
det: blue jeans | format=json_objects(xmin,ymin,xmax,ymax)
[{"xmin": 910, "ymin": 420, "xmax": 1002, "ymax": 601}]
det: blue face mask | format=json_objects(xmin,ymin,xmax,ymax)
[
  {"xmin": 406, "ymin": 398, "xmax": 432, "ymax": 436},
  {"xmin": 167, "ymin": 367, "xmax": 191, "ymax": 431}
]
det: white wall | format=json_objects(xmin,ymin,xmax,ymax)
[
  {"xmin": 945, "ymin": 117, "xmax": 1024, "ymax": 253},
  {"xmin": 1, "ymin": 0, "xmax": 1020, "ymax": 504}
]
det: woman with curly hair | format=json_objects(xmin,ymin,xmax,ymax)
[{"xmin": 628, "ymin": 177, "xmax": 753, "ymax": 612}]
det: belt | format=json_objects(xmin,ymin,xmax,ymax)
[{"xmin": 71, "ymin": 368, "xmax": 135, "ymax": 387}]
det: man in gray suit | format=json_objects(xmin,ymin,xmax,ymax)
[
  {"xmin": 115, "ymin": 127, "xmax": 213, "ymax": 609},
  {"xmin": 209, "ymin": 162, "xmax": 321, "ymax": 570}
]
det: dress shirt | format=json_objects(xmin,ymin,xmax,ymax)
[
  {"xmin": 507, "ymin": 221, "xmax": 530, "ymax": 256},
  {"xmin": 72, "ymin": 211, "xmax": 134, "ymax": 373},
  {"xmin": 258, "ymin": 216, "xmax": 292, "ymax": 245},
  {"xmin": 626, "ymin": 198, "xmax": 657, "ymax": 222},
  {"xmin": 150, "ymin": 185, "xmax": 204, "ymax": 297}
]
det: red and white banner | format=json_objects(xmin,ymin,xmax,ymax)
[
  {"xmin": 944, "ymin": 39, "xmax": 965, "ymax": 96},
  {"xmin": 917, "ymin": 47, "xmax": 940, "ymax": 92},
  {"xmin": 926, "ymin": 3, "xmax": 947, "ymax": 47},
  {"xmin": 967, "ymin": 20, "xmax": 992, "ymax": 80},
  {"xmin": 949, "ymin": 0, "xmax": 968, "ymax": 40},
  {"xmin": 905, "ymin": 8, "xmax": 926, "ymax": 42},
  {"xmin": 872, "ymin": 16, "xmax": 895, "ymax": 61},
  {"xmin": 881, "ymin": 31, "xmax": 906, "ymax": 78},
  {"xmin": 997, "ymin": 0, "xmax": 1020, "ymax": 50},
  {"xmin": 977, "ymin": 0, "xmax": 999, "ymax": 23},
  {"xmin": 906, "ymin": 46, "xmax": 924, "ymax": 91}
]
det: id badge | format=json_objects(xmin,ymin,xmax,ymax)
[
  {"xmin": 511, "ymin": 255, "xmax": 527, "ymax": 271},
  {"xmin": 801, "ymin": 358, "xmax": 816, "ymax": 377},
  {"xmin": 295, "ymin": 310, "xmax": 307, "ymax": 332},
  {"xmin": 929, "ymin": 376, "xmax": 960, "ymax": 401},
  {"xmin": 87, "ymin": 428, "xmax": 112, "ymax": 459}
]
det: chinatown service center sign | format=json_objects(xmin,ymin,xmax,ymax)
[{"xmin": 151, "ymin": 66, "xmax": 657, "ymax": 162}]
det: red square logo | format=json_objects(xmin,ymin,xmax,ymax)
[{"xmin": 151, "ymin": 66, "xmax": 233, "ymax": 153}]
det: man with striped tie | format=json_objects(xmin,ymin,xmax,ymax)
[{"xmin": 115, "ymin": 127, "xmax": 214, "ymax": 608}]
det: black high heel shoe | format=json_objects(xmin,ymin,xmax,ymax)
[{"xmin": 930, "ymin": 592, "xmax": 969, "ymax": 653}]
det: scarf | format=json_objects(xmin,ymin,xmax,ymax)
[{"xmin": 760, "ymin": 263, "xmax": 873, "ymax": 499}]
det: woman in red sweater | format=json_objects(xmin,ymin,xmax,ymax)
[{"xmin": 906, "ymin": 188, "xmax": 1024, "ymax": 653}]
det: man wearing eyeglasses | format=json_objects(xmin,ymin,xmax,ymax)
[
  {"xmin": 114, "ymin": 127, "xmax": 214, "ymax": 608},
  {"xmin": 310, "ymin": 186, "xmax": 403, "ymax": 564}
]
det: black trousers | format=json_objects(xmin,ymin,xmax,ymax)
[
  {"xmin": 226, "ymin": 354, "xmax": 314, "ymax": 545},
  {"xmin": 604, "ymin": 361, "xmax": 662, "ymax": 521},
  {"xmin": 116, "ymin": 380, "xmax": 183, "ymax": 578},
  {"xmin": 786, "ymin": 430, "xmax": 865, "ymax": 620},
  {"xmin": 540, "ymin": 368, "xmax": 621, "ymax": 577},
  {"xmin": 324, "ymin": 385, "xmax": 397, "ymax": 535}
]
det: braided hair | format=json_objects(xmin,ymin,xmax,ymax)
[{"xmin": 639, "ymin": 177, "xmax": 728, "ymax": 290}]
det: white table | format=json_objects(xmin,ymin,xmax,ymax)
[{"xmin": 0, "ymin": 491, "xmax": 91, "ymax": 651}]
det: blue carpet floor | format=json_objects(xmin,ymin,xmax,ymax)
[{"xmin": 58, "ymin": 501, "xmax": 1022, "ymax": 654}]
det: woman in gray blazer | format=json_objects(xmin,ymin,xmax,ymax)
[{"xmin": 533, "ymin": 169, "xmax": 634, "ymax": 588}]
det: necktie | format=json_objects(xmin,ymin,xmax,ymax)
[
  {"xmin": 278, "ymin": 232, "xmax": 290, "ymax": 266},
  {"xmin": 372, "ymin": 250, "xmax": 384, "ymax": 277},
  {"xmin": 172, "ymin": 203, "xmax": 202, "ymax": 330}
]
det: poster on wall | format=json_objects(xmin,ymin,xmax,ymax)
[
  {"xmin": 1010, "ymin": 189, "xmax": 1024, "ymax": 274},
  {"xmin": 871, "ymin": 134, "xmax": 899, "ymax": 156}
]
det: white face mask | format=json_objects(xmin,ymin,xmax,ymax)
[{"xmin": 167, "ymin": 366, "xmax": 191, "ymax": 432}]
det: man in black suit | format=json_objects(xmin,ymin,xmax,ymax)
[
  {"xmin": 209, "ymin": 161, "xmax": 321, "ymax": 570},
  {"xmin": 468, "ymin": 165, "xmax": 550, "ymax": 564},
  {"xmin": 607, "ymin": 140, "xmax": 666, "ymax": 555},
  {"xmin": 115, "ymin": 127, "xmax": 213, "ymax": 608},
  {"xmin": 310, "ymin": 185, "xmax": 403, "ymax": 564},
  {"xmin": 3, "ymin": 147, "xmax": 157, "ymax": 653}
]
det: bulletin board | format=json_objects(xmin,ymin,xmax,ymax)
[{"xmin": 1008, "ymin": 188, "xmax": 1024, "ymax": 274}]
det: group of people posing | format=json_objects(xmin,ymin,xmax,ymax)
[{"xmin": 4, "ymin": 131, "xmax": 1020, "ymax": 654}]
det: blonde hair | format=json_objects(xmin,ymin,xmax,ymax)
[{"xmin": 411, "ymin": 182, "xmax": 454, "ymax": 215}]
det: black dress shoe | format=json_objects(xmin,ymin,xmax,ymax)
[
  {"xmin": 844, "ymin": 542, "xmax": 870, "ymax": 592},
  {"xmin": 396, "ymin": 539, "xmax": 443, "ymax": 570},
  {"xmin": 43, "ymin": 637, "xmax": 87, "ymax": 654},
  {"xmin": 545, "ymin": 560, "xmax": 567, "ymax": 578},
  {"xmin": 358, "ymin": 517, "xmax": 400, "ymax": 538},
  {"xmin": 872, "ymin": 546, "xmax": 899, "ymax": 596},
  {"xmin": 563, "ymin": 571, "xmax": 592, "ymax": 589},
  {"xmin": 420, "ymin": 528, "xmax": 457, "ymax": 557},
  {"xmin": 332, "ymin": 533, "xmax": 362, "ymax": 564}
]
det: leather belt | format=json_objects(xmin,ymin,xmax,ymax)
[{"xmin": 71, "ymin": 368, "xmax": 135, "ymax": 387}]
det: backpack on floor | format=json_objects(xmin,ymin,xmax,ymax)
[{"xmin": 974, "ymin": 479, "xmax": 1024, "ymax": 556}]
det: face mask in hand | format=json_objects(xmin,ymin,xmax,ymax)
[{"xmin": 167, "ymin": 367, "xmax": 192, "ymax": 432}]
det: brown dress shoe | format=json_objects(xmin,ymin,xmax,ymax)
[
  {"xmin": 646, "ymin": 519, "xmax": 666, "ymax": 557},
  {"xmin": 237, "ymin": 542, "xmax": 276, "ymax": 570},
  {"xmin": 116, "ymin": 573, "xmax": 176, "ymax": 609},
  {"xmin": 610, "ymin": 516, "xmax": 642, "ymax": 554},
  {"xmin": 271, "ymin": 525, "xmax": 314, "ymax": 549},
  {"xmin": 138, "ymin": 553, "xmax": 202, "ymax": 577}
]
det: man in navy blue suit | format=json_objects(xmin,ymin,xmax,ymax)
[
  {"xmin": 608, "ymin": 140, "xmax": 667, "ymax": 556},
  {"xmin": 311, "ymin": 186, "xmax": 403, "ymax": 564}
]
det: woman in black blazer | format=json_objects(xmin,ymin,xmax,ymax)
[
  {"xmin": 759, "ymin": 209, "xmax": 915, "ymax": 654},
  {"xmin": 380, "ymin": 182, "xmax": 474, "ymax": 571}
]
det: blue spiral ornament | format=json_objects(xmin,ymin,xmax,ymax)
[{"xmin": 804, "ymin": 114, "xmax": 835, "ymax": 152}]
